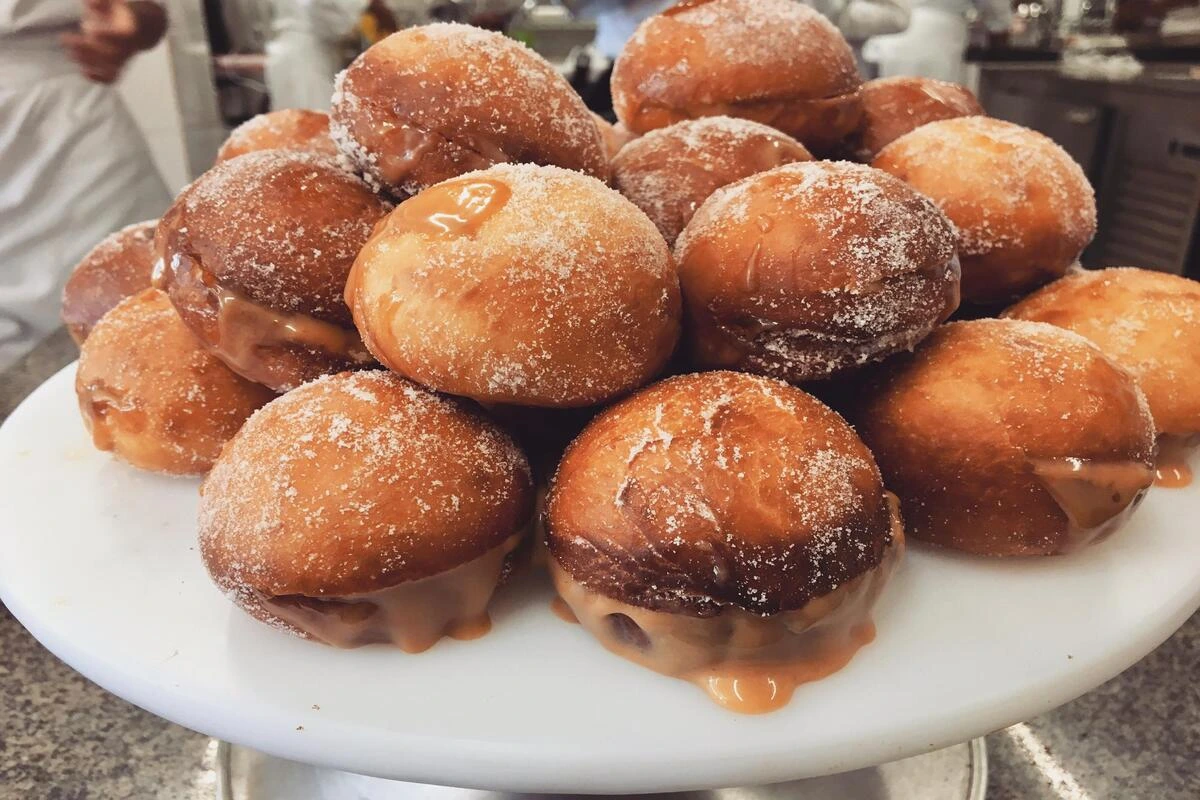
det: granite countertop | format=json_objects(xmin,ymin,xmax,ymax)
[{"xmin": 1, "ymin": 332, "xmax": 1197, "ymax": 799}]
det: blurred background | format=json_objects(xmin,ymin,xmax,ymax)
[{"xmin": 130, "ymin": 0, "xmax": 1200, "ymax": 274}]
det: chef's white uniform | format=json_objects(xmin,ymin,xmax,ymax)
[
  {"xmin": 864, "ymin": 0, "xmax": 1012, "ymax": 83},
  {"xmin": 0, "ymin": 0, "xmax": 171, "ymax": 371},
  {"xmin": 264, "ymin": 0, "xmax": 434, "ymax": 111}
]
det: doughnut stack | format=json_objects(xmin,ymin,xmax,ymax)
[{"xmin": 60, "ymin": 4, "xmax": 1199, "ymax": 714}]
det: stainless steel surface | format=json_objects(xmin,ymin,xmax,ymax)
[
  {"xmin": 214, "ymin": 740, "xmax": 986, "ymax": 800},
  {"xmin": 1, "ymin": 332, "xmax": 1198, "ymax": 799}
]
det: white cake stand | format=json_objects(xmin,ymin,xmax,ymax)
[{"xmin": 2, "ymin": 365, "xmax": 1198, "ymax": 795}]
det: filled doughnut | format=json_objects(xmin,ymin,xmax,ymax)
[
  {"xmin": 75, "ymin": 289, "xmax": 274, "ymax": 474},
  {"xmin": 611, "ymin": 0, "xmax": 863, "ymax": 154},
  {"xmin": 845, "ymin": 76, "xmax": 982, "ymax": 162},
  {"xmin": 675, "ymin": 160, "xmax": 959, "ymax": 383},
  {"xmin": 547, "ymin": 370, "xmax": 902, "ymax": 714},
  {"xmin": 1004, "ymin": 267, "xmax": 1200, "ymax": 487},
  {"xmin": 330, "ymin": 23, "xmax": 607, "ymax": 197},
  {"xmin": 873, "ymin": 117, "xmax": 1097, "ymax": 305},
  {"xmin": 156, "ymin": 151, "xmax": 391, "ymax": 392},
  {"xmin": 215, "ymin": 109, "xmax": 338, "ymax": 163},
  {"xmin": 199, "ymin": 370, "xmax": 534, "ymax": 650},
  {"xmin": 612, "ymin": 116, "xmax": 812, "ymax": 246},
  {"xmin": 346, "ymin": 163, "xmax": 681, "ymax": 408},
  {"xmin": 854, "ymin": 319, "xmax": 1156, "ymax": 556},
  {"xmin": 592, "ymin": 112, "xmax": 636, "ymax": 161},
  {"xmin": 62, "ymin": 220, "xmax": 158, "ymax": 344}
]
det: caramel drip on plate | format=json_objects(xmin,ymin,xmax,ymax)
[
  {"xmin": 1154, "ymin": 435, "xmax": 1195, "ymax": 488},
  {"xmin": 395, "ymin": 179, "xmax": 512, "ymax": 238},
  {"xmin": 257, "ymin": 534, "xmax": 520, "ymax": 651},
  {"xmin": 550, "ymin": 495, "xmax": 903, "ymax": 714},
  {"xmin": 700, "ymin": 622, "xmax": 875, "ymax": 715},
  {"xmin": 1031, "ymin": 458, "xmax": 1154, "ymax": 551}
]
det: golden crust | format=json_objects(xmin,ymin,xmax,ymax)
[
  {"xmin": 216, "ymin": 109, "xmax": 338, "ymax": 163},
  {"xmin": 156, "ymin": 151, "xmax": 390, "ymax": 391},
  {"xmin": 675, "ymin": 160, "xmax": 959, "ymax": 382},
  {"xmin": 592, "ymin": 113, "xmax": 637, "ymax": 162},
  {"xmin": 611, "ymin": 0, "xmax": 862, "ymax": 151},
  {"xmin": 846, "ymin": 77, "xmax": 982, "ymax": 162},
  {"xmin": 612, "ymin": 116, "xmax": 811, "ymax": 246},
  {"xmin": 1004, "ymin": 267, "xmax": 1200, "ymax": 436},
  {"xmin": 75, "ymin": 290, "xmax": 274, "ymax": 474},
  {"xmin": 547, "ymin": 370, "xmax": 895, "ymax": 616},
  {"xmin": 873, "ymin": 117, "xmax": 1097, "ymax": 305},
  {"xmin": 62, "ymin": 220, "xmax": 158, "ymax": 344},
  {"xmin": 853, "ymin": 319, "xmax": 1156, "ymax": 556},
  {"xmin": 330, "ymin": 24, "xmax": 608, "ymax": 197},
  {"xmin": 199, "ymin": 370, "xmax": 534, "ymax": 598},
  {"xmin": 346, "ymin": 163, "xmax": 681, "ymax": 408}
]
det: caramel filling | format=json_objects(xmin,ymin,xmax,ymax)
[
  {"xmin": 358, "ymin": 114, "xmax": 504, "ymax": 190},
  {"xmin": 78, "ymin": 381, "xmax": 136, "ymax": 452},
  {"xmin": 258, "ymin": 534, "xmax": 521, "ymax": 651},
  {"xmin": 1031, "ymin": 458, "xmax": 1154, "ymax": 551},
  {"xmin": 393, "ymin": 178, "xmax": 511, "ymax": 238},
  {"xmin": 550, "ymin": 499, "xmax": 903, "ymax": 714},
  {"xmin": 170, "ymin": 254, "xmax": 371, "ymax": 383},
  {"xmin": 1154, "ymin": 434, "xmax": 1196, "ymax": 489}
]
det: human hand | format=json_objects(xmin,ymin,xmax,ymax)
[{"xmin": 62, "ymin": 0, "xmax": 141, "ymax": 84}]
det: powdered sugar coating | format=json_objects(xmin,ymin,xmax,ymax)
[
  {"xmin": 873, "ymin": 117, "xmax": 1097, "ymax": 304},
  {"xmin": 612, "ymin": 116, "xmax": 811, "ymax": 245},
  {"xmin": 847, "ymin": 76, "xmax": 982, "ymax": 161},
  {"xmin": 75, "ymin": 289, "xmax": 274, "ymax": 475},
  {"xmin": 547, "ymin": 370, "xmax": 894, "ymax": 616},
  {"xmin": 1004, "ymin": 267, "xmax": 1200, "ymax": 435},
  {"xmin": 160, "ymin": 150, "xmax": 390, "ymax": 324},
  {"xmin": 216, "ymin": 109, "xmax": 337, "ymax": 163},
  {"xmin": 199, "ymin": 370, "xmax": 533, "ymax": 606},
  {"xmin": 676, "ymin": 160, "xmax": 959, "ymax": 382},
  {"xmin": 611, "ymin": 0, "xmax": 861, "ymax": 142},
  {"xmin": 347, "ymin": 163, "xmax": 681, "ymax": 408},
  {"xmin": 330, "ymin": 23, "xmax": 606, "ymax": 196},
  {"xmin": 855, "ymin": 317, "xmax": 1157, "ymax": 555},
  {"xmin": 62, "ymin": 219, "xmax": 158, "ymax": 343}
]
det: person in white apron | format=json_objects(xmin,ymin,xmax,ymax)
[
  {"xmin": 863, "ymin": 0, "xmax": 1012, "ymax": 84},
  {"xmin": 0, "ymin": 0, "xmax": 171, "ymax": 371},
  {"xmin": 264, "ymin": 0, "xmax": 433, "ymax": 111}
]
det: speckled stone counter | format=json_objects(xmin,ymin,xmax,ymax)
[{"xmin": 1, "ymin": 332, "xmax": 1197, "ymax": 799}]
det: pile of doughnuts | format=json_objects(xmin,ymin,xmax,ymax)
[{"xmin": 60, "ymin": 3, "xmax": 1200, "ymax": 715}]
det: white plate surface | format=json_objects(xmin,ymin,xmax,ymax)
[{"xmin": 2, "ymin": 364, "xmax": 1198, "ymax": 794}]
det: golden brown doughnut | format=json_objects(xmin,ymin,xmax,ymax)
[
  {"xmin": 199, "ymin": 370, "xmax": 534, "ymax": 650},
  {"xmin": 61, "ymin": 220, "xmax": 157, "ymax": 344},
  {"xmin": 611, "ymin": 0, "xmax": 863, "ymax": 154},
  {"xmin": 612, "ymin": 116, "xmax": 812, "ymax": 246},
  {"xmin": 155, "ymin": 151, "xmax": 391, "ymax": 392},
  {"xmin": 215, "ymin": 109, "xmax": 339, "ymax": 163},
  {"xmin": 330, "ymin": 23, "xmax": 608, "ymax": 197},
  {"xmin": 675, "ymin": 160, "xmax": 959, "ymax": 383},
  {"xmin": 346, "ymin": 163, "xmax": 681, "ymax": 408},
  {"xmin": 1004, "ymin": 267, "xmax": 1200, "ymax": 486},
  {"xmin": 547, "ymin": 370, "xmax": 901, "ymax": 713},
  {"xmin": 854, "ymin": 319, "xmax": 1156, "ymax": 556},
  {"xmin": 592, "ymin": 112, "xmax": 636, "ymax": 161},
  {"xmin": 873, "ymin": 117, "xmax": 1097, "ymax": 305},
  {"xmin": 75, "ymin": 289, "xmax": 274, "ymax": 475},
  {"xmin": 845, "ymin": 77, "xmax": 983, "ymax": 162}
]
